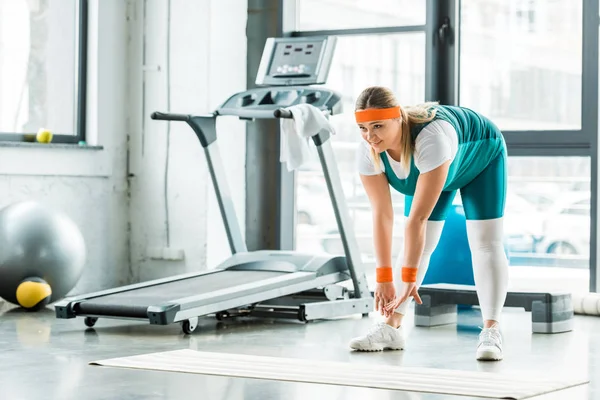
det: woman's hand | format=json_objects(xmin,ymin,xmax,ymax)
[
  {"xmin": 385, "ymin": 282, "xmax": 422, "ymax": 312},
  {"xmin": 374, "ymin": 282, "xmax": 396, "ymax": 316}
]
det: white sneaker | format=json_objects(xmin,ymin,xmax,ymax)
[
  {"xmin": 476, "ymin": 326, "xmax": 503, "ymax": 361},
  {"xmin": 349, "ymin": 322, "xmax": 405, "ymax": 352}
]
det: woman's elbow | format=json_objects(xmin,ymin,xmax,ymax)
[{"xmin": 372, "ymin": 204, "xmax": 394, "ymax": 221}]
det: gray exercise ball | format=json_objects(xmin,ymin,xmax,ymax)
[{"xmin": 0, "ymin": 201, "xmax": 86, "ymax": 310}]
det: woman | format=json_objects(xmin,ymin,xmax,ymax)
[{"xmin": 348, "ymin": 86, "xmax": 509, "ymax": 361}]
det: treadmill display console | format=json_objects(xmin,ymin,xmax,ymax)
[
  {"xmin": 256, "ymin": 37, "xmax": 336, "ymax": 86},
  {"xmin": 267, "ymin": 41, "xmax": 323, "ymax": 78}
]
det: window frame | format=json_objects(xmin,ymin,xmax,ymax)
[
  {"xmin": 0, "ymin": 0, "xmax": 88, "ymax": 144},
  {"xmin": 282, "ymin": 0, "xmax": 600, "ymax": 292}
]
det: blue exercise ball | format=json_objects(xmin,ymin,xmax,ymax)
[
  {"xmin": 423, "ymin": 204, "xmax": 509, "ymax": 286},
  {"xmin": 0, "ymin": 201, "xmax": 86, "ymax": 310}
]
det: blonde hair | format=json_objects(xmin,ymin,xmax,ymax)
[{"xmin": 355, "ymin": 86, "xmax": 438, "ymax": 173}]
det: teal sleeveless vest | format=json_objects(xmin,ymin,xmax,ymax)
[{"xmin": 380, "ymin": 105, "xmax": 506, "ymax": 196}]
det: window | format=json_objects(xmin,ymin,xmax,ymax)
[
  {"xmin": 514, "ymin": 0, "xmax": 537, "ymax": 32},
  {"xmin": 295, "ymin": 33, "xmax": 426, "ymax": 279},
  {"xmin": 289, "ymin": 0, "xmax": 597, "ymax": 292},
  {"xmin": 459, "ymin": 0, "xmax": 582, "ymax": 131},
  {"xmin": 296, "ymin": 0, "xmax": 426, "ymax": 31},
  {"xmin": 561, "ymin": 199, "xmax": 589, "ymax": 216},
  {"xmin": 501, "ymin": 156, "xmax": 590, "ymax": 293},
  {"xmin": 0, "ymin": 0, "xmax": 86, "ymax": 143}
]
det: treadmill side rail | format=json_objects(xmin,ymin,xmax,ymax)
[
  {"xmin": 168, "ymin": 272, "xmax": 352, "ymax": 323},
  {"xmin": 54, "ymin": 268, "xmax": 223, "ymax": 318},
  {"xmin": 168, "ymin": 272, "xmax": 317, "ymax": 311}
]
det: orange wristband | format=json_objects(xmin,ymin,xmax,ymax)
[
  {"xmin": 376, "ymin": 267, "xmax": 393, "ymax": 283},
  {"xmin": 402, "ymin": 266, "xmax": 418, "ymax": 282}
]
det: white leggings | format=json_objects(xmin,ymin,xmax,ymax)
[{"xmin": 394, "ymin": 218, "xmax": 509, "ymax": 322}]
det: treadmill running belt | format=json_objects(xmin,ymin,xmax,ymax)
[{"xmin": 74, "ymin": 270, "xmax": 287, "ymax": 318}]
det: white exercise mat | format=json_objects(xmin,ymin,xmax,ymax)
[{"xmin": 90, "ymin": 349, "xmax": 588, "ymax": 399}]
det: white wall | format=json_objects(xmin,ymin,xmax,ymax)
[
  {"xmin": 0, "ymin": 0, "xmax": 130, "ymax": 297},
  {"xmin": 0, "ymin": 0, "xmax": 248, "ymax": 306},
  {"xmin": 128, "ymin": 0, "xmax": 248, "ymax": 282}
]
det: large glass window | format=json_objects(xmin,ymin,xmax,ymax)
[
  {"xmin": 299, "ymin": 152, "xmax": 590, "ymax": 292},
  {"xmin": 459, "ymin": 0, "xmax": 583, "ymax": 131},
  {"xmin": 497, "ymin": 156, "xmax": 589, "ymax": 293},
  {"xmin": 296, "ymin": 0, "xmax": 426, "ymax": 31},
  {"xmin": 292, "ymin": 0, "xmax": 593, "ymax": 293},
  {"xmin": 0, "ymin": 0, "xmax": 82, "ymax": 137},
  {"xmin": 295, "ymin": 33, "xmax": 426, "ymax": 276}
]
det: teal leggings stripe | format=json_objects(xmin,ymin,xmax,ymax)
[{"xmin": 404, "ymin": 150, "xmax": 507, "ymax": 220}]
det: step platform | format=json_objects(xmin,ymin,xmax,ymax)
[{"xmin": 415, "ymin": 284, "xmax": 574, "ymax": 334}]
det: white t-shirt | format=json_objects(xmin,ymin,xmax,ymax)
[{"xmin": 356, "ymin": 119, "xmax": 458, "ymax": 178}]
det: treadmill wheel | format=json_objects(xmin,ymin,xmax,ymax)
[
  {"xmin": 84, "ymin": 317, "xmax": 98, "ymax": 328},
  {"xmin": 181, "ymin": 317, "xmax": 199, "ymax": 334}
]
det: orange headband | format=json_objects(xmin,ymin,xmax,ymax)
[{"xmin": 355, "ymin": 106, "xmax": 401, "ymax": 123}]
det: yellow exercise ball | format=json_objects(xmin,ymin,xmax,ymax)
[{"xmin": 16, "ymin": 277, "xmax": 52, "ymax": 311}]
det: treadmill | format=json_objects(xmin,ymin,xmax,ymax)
[{"xmin": 55, "ymin": 36, "xmax": 374, "ymax": 334}]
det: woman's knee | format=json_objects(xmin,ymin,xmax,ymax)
[
  {"xmin": 465, "ymin": 218, "xmax": 505, "ymax": 251},
  {"xmin": 423, "ymin": 220, "xmax": 445, "ymax": 254}
]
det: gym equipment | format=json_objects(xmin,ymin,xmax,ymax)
[
  {"xmin": 423, "ymin": 204, "xmax": 475, "ymax": 286},
  {"xmin": 415, "ymin": 284, "xmax": 574, "ymax": 333},
  {"xmin": 417, "ymin": 204, "xmax": 573, "ymax": 333},
  {"xmin": 572, "ymin": 292, "xmax": 600, "ymax": 316},
  {"xmin": 55, "ymin": 36, "xmax": 373, "ymax": 333},
  {"xmin": 423, "ymin": 204, "xmax": 509, "ymax": 286},
  {"xmin": 0, "ymin": 201, "xmax": 86, "ymax": 310}
]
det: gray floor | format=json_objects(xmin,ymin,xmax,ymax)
[{"xmin": 0, "ymin": 300, "xmax": 596, "ymax": 400}]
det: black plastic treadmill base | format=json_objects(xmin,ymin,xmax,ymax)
[
  {"xmin": 55, "ymin": 304, "xmax": 76, "ymax": 319},
  {"xmin": 74, "ymin": 302, "xmax": 150, "ymax": 319},
  {"xmin": 55, "ymin": 301, "xmax": 182, "ymax": 325}
]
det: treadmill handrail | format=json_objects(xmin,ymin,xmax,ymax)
[
  {"xmin": 273, "ymin": 107, "xmax": 330, "ymax": 120},
  {"xmin": 151, "ymin": 111, "xmax": 191, "ymax": 121},
  {"xmin": 273, "ymin": 108, "xmax": 292, "ymax": 119},
  {"xmin": 272, "ymin": 107, "xmax": 333, "ymax": 145}
]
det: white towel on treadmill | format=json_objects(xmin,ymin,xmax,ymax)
[{"xmin": 279, "ymin": 104, "xmax": 336, "ymax": 171}]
